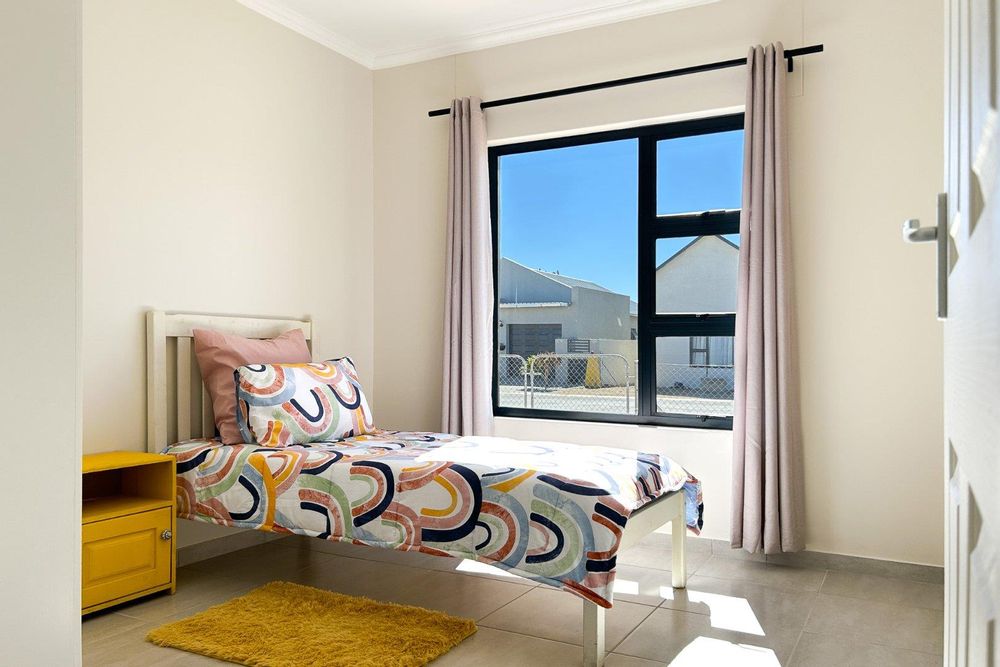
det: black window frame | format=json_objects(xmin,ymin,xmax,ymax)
[{"xmin": 489, "ymin": 113, "xmax": 743, "ymax": 430}]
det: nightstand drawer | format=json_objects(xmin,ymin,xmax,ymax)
[{"xmin": 82, "ymin": 507, "xmax": 172, "ymax": 609}]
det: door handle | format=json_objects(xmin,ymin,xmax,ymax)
[{"xmin": 902, "ymin": 193, "xmax": 948, "ymax": 320}]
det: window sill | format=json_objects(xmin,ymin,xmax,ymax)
[{"xmin": 493, "ymin": 408, "xmax": 733, "ymax": 431}]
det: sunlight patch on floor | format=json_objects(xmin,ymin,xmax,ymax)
[
  {"xmin": 455, "ymin": 559, "xmax": 522, "ymax": 579},
  {"xmin": 612, "ymin": 578, "xmax": 640, "ymax": 595},
  {"xmin": 668, "ymin": 636, "xmax": 779, "ymax": 666},
  {"xmin": 659, "ymin": 587, "xmax": 765, "ymax": 635}
]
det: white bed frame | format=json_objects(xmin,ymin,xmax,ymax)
[{"xmin": 146, "ymin": 309, "xmax": 686, "ymax": 667}]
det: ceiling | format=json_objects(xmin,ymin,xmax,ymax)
[{"xmin": 237, "ymin": 0, "xmax": 718, "ymax": 69}]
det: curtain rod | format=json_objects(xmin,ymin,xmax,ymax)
[{"xmin": 427, "ymin": 44, "xmax": 823, "ymax": 117}]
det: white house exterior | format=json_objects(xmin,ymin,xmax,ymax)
[{"xmin": 654, "ymin": 235, "xmax": 739, "ymax": 392}]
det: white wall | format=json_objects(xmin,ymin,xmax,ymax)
[
  {"xmin": 656, "ymin": 237, "xmax": 739, "ymax": 313},
  {"xmin": 374, "ymin": 0, "xmax": 945, "ymax": 565},
  {"xmin": 0, "ymin": 1, "xmax": 82, "ymax": 664},
  {"xmin": 83, "ymin": 0, "xmax": 375, "ymax": 546}
]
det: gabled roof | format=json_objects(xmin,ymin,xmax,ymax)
[
  {"xmin": 654, "ymin": 235, "xmax": 738, "ymax": 272},
  {"xmin": 533, "ymin": 270, "xmax": 613, "ymax": 293},
  {"xmin": 502, "ymin": 257, "xmax": 620, "ymax": 295},
  {"xmin": 499, "ymin": 301, "xmax": 570, "ymax": 308}
]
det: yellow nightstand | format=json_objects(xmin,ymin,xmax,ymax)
[{"xmin": 81, "ymin": 451, "xmax": 176, "ymax": 614}]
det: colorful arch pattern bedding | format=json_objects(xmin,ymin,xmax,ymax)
[{"xmin": 165, "ymin": 431, "xmax": 703, "ymax": 608}]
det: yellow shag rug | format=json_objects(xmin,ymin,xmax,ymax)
[{"xmin": 146, "ymin": 581, "xmax": 477, "ymax": 667}]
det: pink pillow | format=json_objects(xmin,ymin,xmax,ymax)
[{"xmin": 192, "ymin": 328, "xmax": 311, "ymax": 444}]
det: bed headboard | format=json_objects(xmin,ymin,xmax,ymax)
[{"xmin": 146, "ymin": 310, "xmax": 314, "ymax": 453}]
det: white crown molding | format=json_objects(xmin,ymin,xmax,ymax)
[
  {"xmin": 236, "ymin": 0, "xmax": 375, "ymax": 68},
  {"xmin": 237, "ymin": 0, "xmax": 719, "ymax": 71},
  {"xmin": 370, "ymin": 0, "xmax": 720, "ymax": 69}
]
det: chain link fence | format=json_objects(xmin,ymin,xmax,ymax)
[
  {"xmin": 498, "ymin": 354, "xmax": 733, "ymax": 418},
  {"xmin": 655, "ymin": 363, "xmax": 733, "ymax": 417},
  {"xmin": 498, "ymin": 353, "xmax": 632, "ymax": 414}
]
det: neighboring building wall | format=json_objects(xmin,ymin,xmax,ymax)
[
  {"xmin": 571, "ymin": 287, "xmax": 634, "ymax": 340},
  {"xmin": 499, "ymin": 287, "xmax": 633, "ymax": 352},
  {"xmin": 655, "ymin": 236, "xmax": 739, "ymax": 389},
  {"xmin": 498, "ymin": 304, "xmax": 566, "ymax": 353},
  {"xmin": 655, "ymin": 237, "xmax": 738, "ymax": 313},
  {"xmin": 656, "ymin": 337, "xmax": 735, "ymax": 392},
  {"xmin": 591, "ymin": 338, "xmax": 638, "ymax": 387},
  {"xmin": 499, "ymin": 258, "xmax": 572, "ymax": 304}
]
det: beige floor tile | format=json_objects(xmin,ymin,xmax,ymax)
[
  {"xmin": 294, "ymin": 553, "xmax": 526, "ymax": 619},
  {"xmin": 429, "ymin": 627, "xmax": 582, "ymax": 666},
  {"xmin": 306, "ymin": 538, "xmax": 458, "ymax": 570},
  {"xmin": 789, "ymin": 631, "xmax": 942, "ymax": 666},
  {"xmin": 819, "ymin": 570, "xmax": 944, "ymax": 610},
  {"xmin": 479, "ymin": 586, "xmax": 655, "ymax": 649},
  {"xmin": 712, "ymin": 541, "xmax": 768, "ymax": 562},
  {"xmin": 292, "ymin": 552, "xmax": 439, "ymax": 600},
  {"xmin": 386, "ymin": 570, "xmax": 534, "ymax": 620},
  {"xmin": 89, "ymin": 538, "xmax": 946, "ymax": 667},
  {"xmin": 365, "ymin": 546, "xmax": 472, "ymax": 571},
  {"xmin": 420, "ymin": 555, "xmax": 541, "ymax": 586},
  {"xmin": 604, "ymin": 653, "xmax": 667, "ymax": 667},
  {"xmin": 185, "ymin": 541, "xmax": 318, "ymax": 584},
  {"xmin": 694, "ymin": 557, "xmax": 827, "ymax": 592},
  {"xmin": 81, "ymin": 610, "xmax": 147, "ymax": 645},
  {"xmin": 614, "ymin": 607, "xmax": 801, "ymax": 664},
  {"xmin": 296, "ymin": 535, "xmax": 540, "ymax": 586},
  {"xmin": 288, "ymin": 535, "xmax": 364, "ymax": 557},
  {"xmin": 112, "ymin": 567, "xmax": 256, "ymax": 623},
  {"xmin": 617, "ymin": 544, "xmax": 712, "ymax": 573},
  {"xmin": 632, "ymin": 530, "xmax": 715, "ymax": 556},
  {"xmin": 611, "ymin": 563, "xmax": 684, "ymax": 607},
  {"xmin": 658, "ymin": 574, "xmax": 818, "ymax": 635},
  {"xmin": 803, "ymin": 593, "xmax": 944, "ymax": 655},
  {"xmin": 84, "ymin": 620, "xmax": 228, "ymax": 666}
]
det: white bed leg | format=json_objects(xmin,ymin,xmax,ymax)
[
  {"xmin": 583, "ymin": 600, "xmax": 605, "ymax": 667},
  {"xmin": 671, "ymin": 502, "xmax": 687, "ymax": 589}
]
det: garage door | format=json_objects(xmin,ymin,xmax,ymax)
[{"xmin": 507, "ymin": 324, "xmax": 562, "ymax": 358}]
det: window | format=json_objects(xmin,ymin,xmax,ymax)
[
  {"xmin": 490, "ymin": 114, "xmax": 743, "ymax": 428},
  {"xmin": 689, "ymin": 336, "xmax": 709, "ymax": 366},
  {"xmin": 689, "ymin": 336, "xmax": 735, "ymax": 367}
]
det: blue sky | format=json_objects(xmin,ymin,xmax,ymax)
[{"xmin": 498, "ymin": 130, "xmax": 743, "ymax": 300}]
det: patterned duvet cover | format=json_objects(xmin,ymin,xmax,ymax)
[{"xmin": 166, "ymin": 431, "xmax": 703, "ymax": 607}]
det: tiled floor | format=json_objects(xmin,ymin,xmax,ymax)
[{"xmin": 82, "ymin": 534, "xmax": 944, "ymax": 666}]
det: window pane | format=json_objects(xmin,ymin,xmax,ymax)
[
  {"xmin": 655, "ymin": 235, "xmax": 740, "ymax": 314},
  {"xmin": 656, "ymin": 130, "xmax": 743, "ymax": 215},
  {"xmin": 656, "ymin": 336, "xmax": 734, "ymax": 417},
  {"xmin": 497, "ymin": 139, "xmax": 638, "ymax": 416}
]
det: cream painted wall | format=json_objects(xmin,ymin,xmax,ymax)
[
  {"xmin": 374, "ymin": 0, "xmax": 945, "ymax": 565},
  {"xmin": 0, "ymin": 1, "xmax": 82, "ymax": 663},
  {"xmin": 83, "ymin": 0, "xmax": 374, "ymax": 546}
]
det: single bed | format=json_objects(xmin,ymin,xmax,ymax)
[{"xmin": 147, "ymin": 310, "xmax": 702, "ymax": 667}]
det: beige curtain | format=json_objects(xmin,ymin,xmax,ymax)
[
  {"xmin": 731, "ymin": 44, "xmax": 805, "ymax": 554},
  {"xmin": 442, "ymin": 98, "xmax": 494, "ymax": 436}
]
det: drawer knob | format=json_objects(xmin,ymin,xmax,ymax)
[{"xmin": 160, "ymin": 529, "xmax": 172, "ymax": 541}]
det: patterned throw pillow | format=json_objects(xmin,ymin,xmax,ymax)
[{"xmin": 235, "ymin": 358, "xmax": 375, "ymax": 446}]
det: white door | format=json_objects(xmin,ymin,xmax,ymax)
[{"xmin": 939, "ymin": 0, "xmax": 1000, "ymax": 663}]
